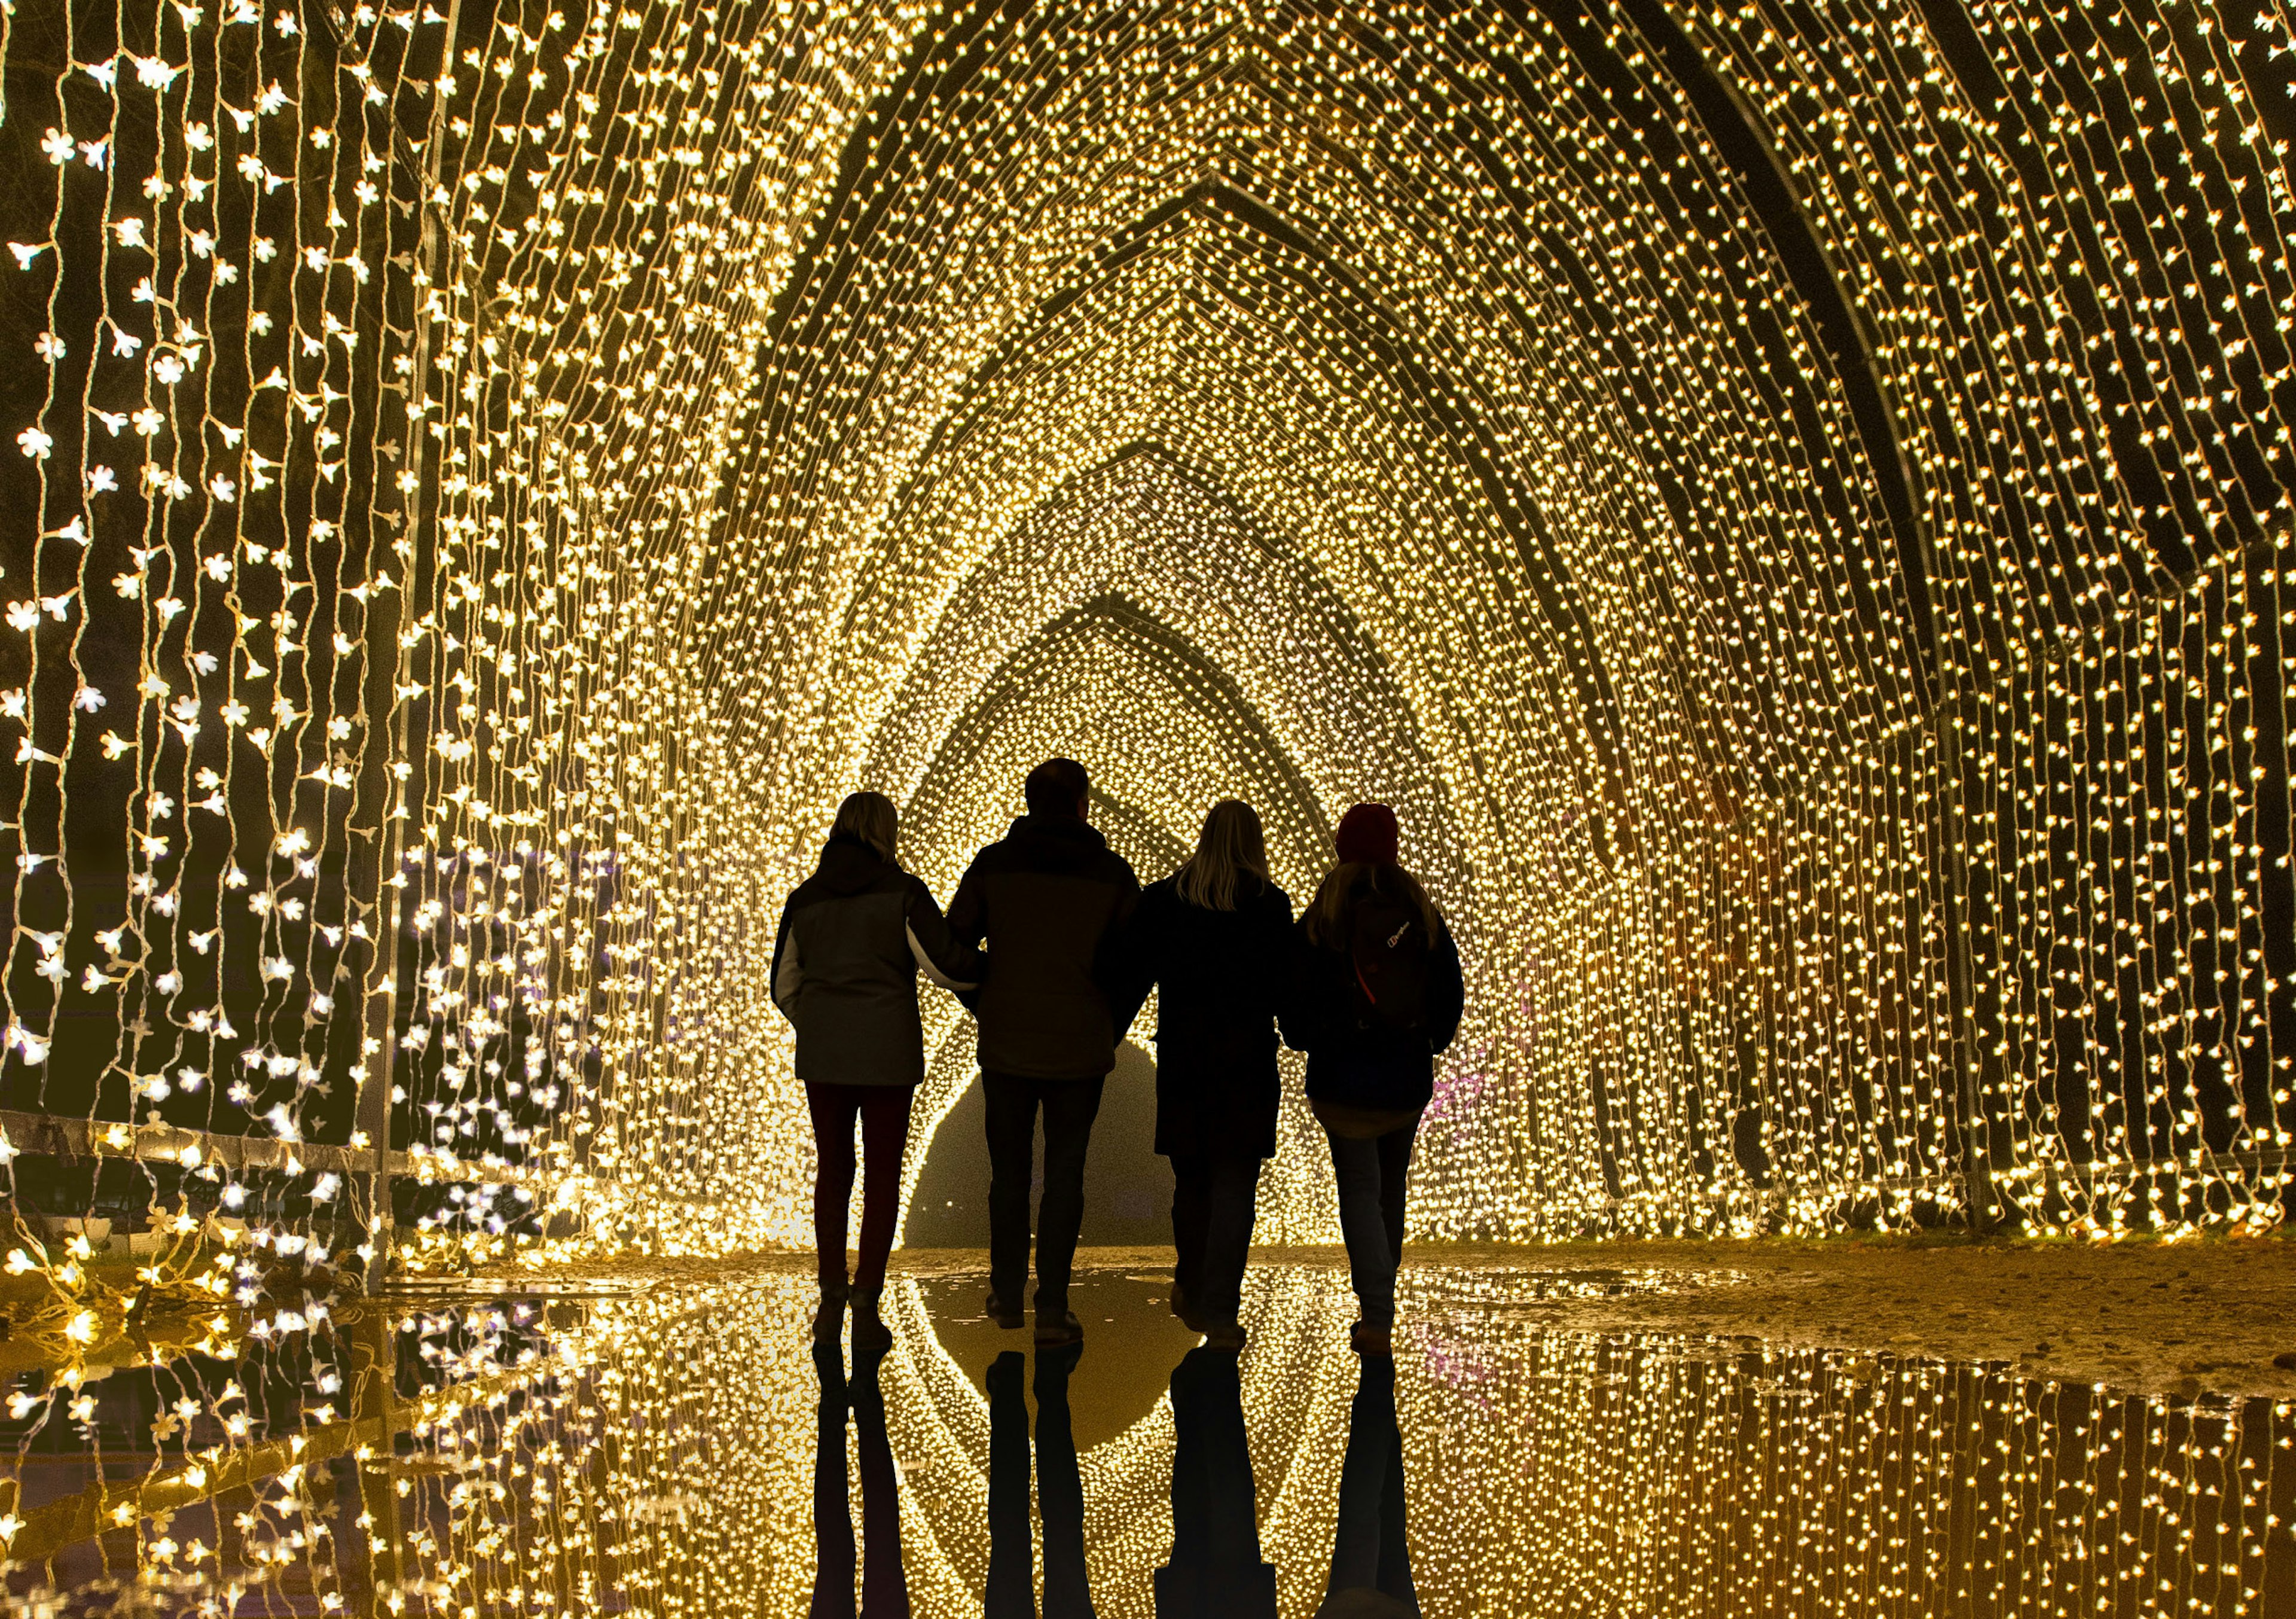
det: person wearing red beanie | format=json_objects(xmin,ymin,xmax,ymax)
[
  {"xmin": 1333, "ymin": 802, "xmax": 1400, "ymax": 867},
  {"xmin": 1280, "ymin": 803, "xmax": 1464, "ymax": 1358}
]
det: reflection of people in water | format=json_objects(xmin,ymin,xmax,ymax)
[
  {"xmin": 985, "ymin": 1344, "xmax": 1096, "ymax": 1618},
  {"xmin": 810, "ymin": 1340, "xmax": 910, "ymax": 1618},
  {"xmin": 1156, "ymin": 1345, "xmax": 1277, "ymax": 1617},
  {"xmin": 1317, "ymin": 1353, "xmax": 1419, "ymax": 1618}
]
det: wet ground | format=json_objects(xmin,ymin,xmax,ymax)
[{"xmin": 1, "ymin": 1249, "xmax": 2291, "ymax": 1616}]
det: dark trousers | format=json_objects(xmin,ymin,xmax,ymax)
[
  {"xmin": 985, "ymin": 1345, "xmax": 1095, "ymax": 1618},
  {"xmin": 1169, "ymin": 1154, "xmax": 1261, "ymax": 1326},
  {"xmin": 1158, "ymin": 1346, "xmax": 1277, "ymax": 1616},
  {"xmin": 1320, "ymin": 1356, "xmax": 1418, "ymax": 1615},
  {"xmin": 1323, "ymin": 1119, "xmax": 1418, "ymax": 1327},
  {"xmin": 807, "ymin": 1082, "xmax": 915, "ymax": 1292},
  {"xmin": 984, "ymin": 1071, "xmax": 1106, "ymax": 1314},
  {"xmin": 810, "ymin": 1343, "xmax": 909, "ymax": 1618}
]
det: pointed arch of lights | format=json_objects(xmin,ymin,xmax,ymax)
[{"xmin": 0, "ymin": 0, "xmax": 2290, "ymax": 1299}]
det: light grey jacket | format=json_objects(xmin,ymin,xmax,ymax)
[{"xmin": 771, "ymin": 836, "xmax": 978, "ymax": 1086}]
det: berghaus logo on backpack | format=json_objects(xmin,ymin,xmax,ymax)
[{"xmin": 1348, "ymin": 896, "xmax": 1430, "ymax": 1032}]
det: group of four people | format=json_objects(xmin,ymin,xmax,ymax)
[{"xmin": 771, "ymin": 756, "xmax": 1464, "ymax": 1358}]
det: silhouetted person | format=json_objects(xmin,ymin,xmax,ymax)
[
  {"xmin": 984, "ymin": 1345, "xmax": 1096, "ymax": 1618},
  {"xmin": 1156, "ymin": 1346, "xmax": 1277, "ymax": 1618},
  {"xmin": 1281, "ymin": 804, "xmax": 1463, "ymax": 1358},
  {"xmin": 775, "ymin": 792, "xmax": 978, "ymax": 1349},
  {"xmin": 1316, "ymin": 1353, "xmax": 1418, "ymax": 1618},
  {"xmin": 1108, "ymin": 800, "xmax": 1293, "ymax": 1349},
  {"xmin": 810, "ymin": 1340, "xmax": 911, "ymax": 1618},
  {"xmin": 984, "ymin": 1352, "xmax": 1034, "ymax": 1618},
  {"xmin": 949, "ymin": 758, "xmax": 1141, "ymax": 1346}
]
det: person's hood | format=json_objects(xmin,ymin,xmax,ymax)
[
  {"xmin": 813, "ymin": 833, "xmax": 893, "ymax": 895},
  {"xmin": 1004, "ymin": 812, "xmax": 1109, "ymax": 874}
]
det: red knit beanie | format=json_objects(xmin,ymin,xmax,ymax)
[{"xmin": 1335, "ymin": 802, "xmax": 1400, "ymax": 866}]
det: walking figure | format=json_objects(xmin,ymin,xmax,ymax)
[
  {"xmin": 1108, "ymin": 799, "xmax": 1293, "ymax": 1350},
  {"xmin": 948, "ymin": 758, "xmax": 1142, "ymax": 1346},
  {"xmin": 1282, "ymin": 803, "xmax": 1464, "ymax": 1357},
  {"xmin": 773, "ymin": 791, "xmax": 979, "ymax": 1350}
]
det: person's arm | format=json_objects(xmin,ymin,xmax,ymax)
[
  {"xmin": 947, "ymin": 855, "xmax": 987, "ymax": 949},
  {"xmin": 944, "ymin": 855, "xmax": 988, "ymax": 1013},
  {"xmin": 1100, "ymin": 880, "xmax": 1157, "ymax": 1043},
  {"xmin": 1100, "ymin": 859, "xmax": 1149, "ymax": 1042},
  {"xmin": 1262, "ymin": 884, "xmax": 1297, "ymax": 1028},
  {"xmin": 1277, "ymin": 920, "xmax": 1336, "ymax": 1054},
  {"xmin": 1426, "ymin": 914, "xmax": 1465, "ymax": 1054},
  {"xmin": 770, "ymin": 899, "xmax": 802, "ymax": 1023},
  {"xmin": 905, "ymin": 877, "xmax": 980, "ymax": 993}
]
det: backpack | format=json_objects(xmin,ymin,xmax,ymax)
[{"xmin": 1346, "ymin": 892, "xmax": 1430, "ymax": 1033}]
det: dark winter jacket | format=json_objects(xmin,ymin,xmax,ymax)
[
  {"xmin": 947, "ymin": 813, "xmax": 1141, "ymax": 1080},
  {"xmin": 1107, "ymin": 872, "xmax": 1294, "ymax": 1160},
  {"xmin": 770, "ymin": 834, "xmax": 979, "ymax": 1087},
  {"xmin": 1279, "ymin": 889, "xmax": 1464, "ymax": 1114}
]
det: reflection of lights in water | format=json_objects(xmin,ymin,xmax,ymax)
[
  {"xmin": 4, "ymin": 0, "xmax": 2294, "ymax": 1600},
  {"xmin": 2, "ymin": 1264, "xmax": 2286, "ymax": 1614}
]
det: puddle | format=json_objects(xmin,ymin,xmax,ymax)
[{"xmin": 0, "ymin": 1263, "xmax": 2286, "ymax": 1615}]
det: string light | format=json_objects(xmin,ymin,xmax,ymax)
[
  {"xmin": 3, "ymin": 0, "xmax": 2295, "ymax": 1290},
  {"xmin": 2, "ymin": 1264, "xmax": 2281, "ymax": 1609}
]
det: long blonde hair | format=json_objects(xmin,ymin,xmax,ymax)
[
  {"xmin": 829, "ymin": 791, "xmax": 899, "ymax": 864},
  {"xmin": 1175, "ymin": 799, "xmax": 1269, "ymax": 911},
  {"xmin": 1303, "ymin": 861, "xmax": 1440, "ymax": 949}
]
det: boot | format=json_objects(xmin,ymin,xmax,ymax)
[
  {"xmin": 850, "ymin": 1284, "xmax": 892, "ymax": 1353},
  {"xmin": 813, "ymin": 1279, "xmax": 850, "ymax": 1346}
]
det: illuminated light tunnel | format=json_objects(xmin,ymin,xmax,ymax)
[{"xmin": 2, "ymin": 0, "xmax": 2294, "ymax": 1279}]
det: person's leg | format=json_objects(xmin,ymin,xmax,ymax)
[
  {"xmin": 1032, "ymin": 1074, "xmax": 1106, "ymax": 1320},
  {"xmin": 1198, "ymin": 1154, "xmax": 1262, "ymax": 1329},
  {"xmin": 1034, "ymin": 1342, "xmax": 1095, "ymax": 1618},
  {"xmin": 982, "ymin": 1351, "xmax": 1034, "ymax": 1618},
  {"xmin": 807, "ymin": 1344, "xmax": 855, "ymax": 1619},
  {"xmin": 1168, "ymin": 1153, "xmax": 1210, "ymax": 1324},
  {"xmin": 851, "ymin": 1086, "xmax": 916, "ymax": 1293},
  {"xmin": 1323, "ymin": 1355, "xmax": 1410, "ymax": 1610},
  {"xmin": 1376, "ymin": 1121, "xmax": 1418, "ymax": 1288},
  {"xmin": 807, "ymin": 1084, "xmax": 862, "ymax": 1309},
  {"xmin": 849, "ymin": 1347, "xmax": 911, "ymax": 1618},
  {"xmin": 982, "ymin": 1074, "xmax": 1039, "ymax": 1320},
  {"xmin": 1323, "ymin": 1126, "xmax": 1397, "ymax": 1331}
]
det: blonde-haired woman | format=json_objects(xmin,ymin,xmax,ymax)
[
  {"xmin": 1109, "ymin": 800, "xmax": 1295, "ymax": 1349},
  {"xmin": 1280, "ymin": 803, "xmax": 1463, "ymax": 1358},
  {"xmin": 773, "ymin": 791, "xmax": 978, "ymax": 1352}
]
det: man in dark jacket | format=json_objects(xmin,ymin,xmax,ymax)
[{"xmin": 948, "ymin": 757, "xmax": 1142, "ymax": 1346}]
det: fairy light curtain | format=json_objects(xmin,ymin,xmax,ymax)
[{"xmin": 2, "ymin": 0, "xmax": 2293, "ymax": 1279}]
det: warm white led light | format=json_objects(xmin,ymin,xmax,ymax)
[{"xmin": 0, "ymin": 0, "xmax": 2290, "ymax": 1304}]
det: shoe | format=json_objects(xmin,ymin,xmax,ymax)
[
  {"xmin": 1348, "ymin": 1319, "xmax": 1392, "ymax": 1356},
  {"xmin": 1169, "ymin": 1277, "xmax": 1207, "ymax": 1333},
  {"xmin": 813, "ymin": 1280, "xmax": 850, "ymax": 1346},
  {"xmin": 984, "ymin": 1289, "xmax": 1025, "ymax": 1329},
  {"xmin": 850, "ymin": 1285, "xmax": 891, "ymax": 1353},
  {"xmin": 1202, "ymin": 1318, "xmax": 1246, "ymax": 1351},
  {"xmin": 1034, "ymin": 1308, "xmax": 1084, "ymax": 1346}
]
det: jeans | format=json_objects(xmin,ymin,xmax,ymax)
[
  {"xmin": 984, "ymin": 1071, "xmax": 1106, "ymax": 1314},
  {"xmin": 1170, "ymin": 1153, "xmax": 1261, "ymax": 1325},
  {"xmin": 807, "ymin": 1082, "xmax": 915, "ymax": 1293},
  {"xmin": 1322, "ymin": 1355, "xmax": 1418, "ymax": 1614},
  {"xmin": 1322, "ymin": 1117, "xmax": 1418, "ymax": 1328}
]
